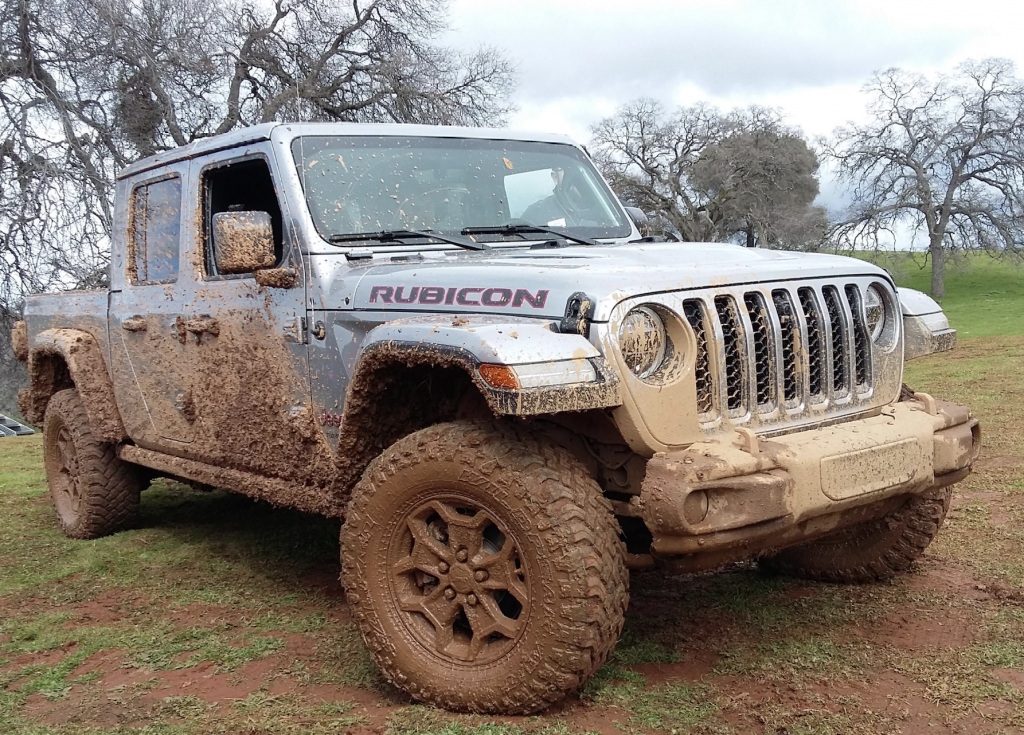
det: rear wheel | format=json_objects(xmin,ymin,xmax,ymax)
[
  {"xmin": 341, "ymin": 420, "xmax": 628, "ymax": 714},
  {"xmin": 761, "ymin": 488, "xmax": 953, "ymax": 583},
  {"xmin": 43, "ymin": 389, "xmax": 141, "ymax": 539}
]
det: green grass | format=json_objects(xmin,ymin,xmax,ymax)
[
  {"xmin": 858, "ymin": 251, "xmax": 1024, "ymax": 338},
  {"xmin": 0, "ymin": 255, "xmax": 1022, "ymax": 733}
]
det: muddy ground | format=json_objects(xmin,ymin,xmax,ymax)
[{"xmin": 1, "ymin": 335, "xmax": 1022, "ymax": 734}]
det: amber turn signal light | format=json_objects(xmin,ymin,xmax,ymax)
[{"xmin": 478, "ymin": 364, "xmax": 520, "ymax": 390}]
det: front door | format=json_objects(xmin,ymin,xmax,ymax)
[
  {"xmin": 175, "ymin": 146, "xmax": 328, "ymax": 484},
  {"xmin": 108, "ymin": 166, "xmax": 196, "ymax": 447}
]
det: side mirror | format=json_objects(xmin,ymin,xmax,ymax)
[
  {"xmin": 624, "ymin": 206, "xmax": 651, "ymax": 238},
  {"xmin": 212, "ymin": 211, "xmax": 276, "ymax": 274}
]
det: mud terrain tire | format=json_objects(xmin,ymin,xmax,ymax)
[
  {"xmin": 341, "ymin": 420, "xmax": 628, "ymax": 714},
  {"xmin": 762, "ymin": 487, "xmax": 953, "ymax": 583},
  {"xmin": 43, "ymin": 389, "xmax": 141, "ymax": 539}
]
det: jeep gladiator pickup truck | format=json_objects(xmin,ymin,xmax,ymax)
[{"xmin": 13, "ymin": 122, "xmax": 980, "ymax": 714}]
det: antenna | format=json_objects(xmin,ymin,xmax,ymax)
[{"xmin": 292, "ymin": 42, "xmax": 318, "ymax": 335}]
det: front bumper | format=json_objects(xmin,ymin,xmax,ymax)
[{"xmin": 621, "ymin": 395, "xmax": 980, "ymax": 570}]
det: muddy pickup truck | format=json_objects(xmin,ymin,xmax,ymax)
[{"xmin": 13, "ymin": 123, "xmax": 980, "ymax": 714}]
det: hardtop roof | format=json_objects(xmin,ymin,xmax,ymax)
[{"xmin": 116, "ymin": 122, "xmax": 581, "ymax": 180}]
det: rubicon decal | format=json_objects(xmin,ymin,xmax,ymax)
[
  {"xmin": 368, "ymin": 286, "xmax": 549, "ymax": 309},
  {"xmin": 320, "ymin": 408, "xmax": 342, "ymax": 427}
]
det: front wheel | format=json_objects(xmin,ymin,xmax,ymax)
[
  {"xmin": 761, "ymin": 487, "xmax": 953, "ymax": 583},
  {"xmin": 341, "ymin": 421, "xmax": 628, "ymax": 714}
]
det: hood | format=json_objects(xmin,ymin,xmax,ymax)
[{"xmin": 315, "ymin": 241, "xmax": 891, "ymax": 322}]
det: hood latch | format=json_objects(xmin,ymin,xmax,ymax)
[{"xmin": 561, "ymin": 291, "xmax": 595, "ymax": 338}]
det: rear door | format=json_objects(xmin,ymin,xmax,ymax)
[{"xmin": 108, "ymin": 165, "xmax": 197, "ymax": 447}]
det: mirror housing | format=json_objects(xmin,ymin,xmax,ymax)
[
  {"xmin": 624, "ymin": 206, "xmax": 650, "ymax": 238},
  {"xmin": 898, "ymin": 287, "xmax": 957, "ymax": 360},
  {"xmin": 212, "ymin": 211, "xmax": 276, "ymax": 274}
]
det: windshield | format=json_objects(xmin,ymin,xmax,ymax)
[{"xmin": 290, "ymin": 136, "xmax": 631, "ymax": 243}]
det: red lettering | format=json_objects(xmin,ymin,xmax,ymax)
[
  {"xmin": 456, "ymin": 287, "xmax": 483, "ymax": 306},
  {"xmin": 482, "ymin": 287, "xmax": 513, "ymax": 306},
  {"xmin": 373, "ymin": 285, "xmax": 548, "ymax": 309},
  {"xmin": 512, "ymin": 288, "xmax": 549, "ymax": 309},
  {"xmin": 419, "ymin": 286, "xmax": 444, "ymax": 304},
  {"xmin": 394, "ymin": 286, "xmax": 419, "ymax": 304},
  {"xmin": 369, "ymin": 285, "xmax": 393, "ymax": 303}
]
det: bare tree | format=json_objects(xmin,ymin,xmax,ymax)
[
  {"xmin": 826, "ymin": 58, "xmax": 1024, "ymax": 297},
  {"xmin": 692, "ymin": 120, "xmax": 827, "ymax": 250},
  {"xmin": 589, "ymin": 99, "xmax": 825, "ymax": 248},
  {"xmin": 0, "ymin": 0, "xmax": 515, "ymax": 319}
]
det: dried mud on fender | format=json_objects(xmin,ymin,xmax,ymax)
[
  {"xmin": 331, "ymin": 340, "xmax": 481, "ymax": 497},
  {"xmin": 20, "ymin": 331, "xmax": 125, "ymax": 441},
  {"xmin": 12, "ymin": 320, "xmax": 28, "ymax": 362}
]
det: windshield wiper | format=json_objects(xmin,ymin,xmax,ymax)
[
  {"xmin": 461, "ymin": 224, "xmax": 597, "ymax": 247},
  {"xmin": 328, "ymin": 229, "xmax": 486, "ymax": 251}
]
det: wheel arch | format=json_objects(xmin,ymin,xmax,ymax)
[
  {"xmin": 332, "ymin": 333, "xmax": 630, "ymax": 505},
  {"xmin": 18, "ymin": 329, "xmax": 126, "ymax": 443},
  {"xmin": 333, "ymin": 343, "xmax": 489, "ymax": 496}
]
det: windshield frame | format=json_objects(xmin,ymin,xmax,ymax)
[{"xmin": 289, "ymin": 134, "xmax": 634, "ymax": 248}]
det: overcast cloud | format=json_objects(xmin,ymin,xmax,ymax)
[{"xmin": 444, "ymin": 0, "xmax": 1024, "ymax": 214}]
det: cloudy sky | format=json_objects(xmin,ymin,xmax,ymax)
[{"xmin": 444, "ymin": 0, "xmax": 1024, "ymax": 213}]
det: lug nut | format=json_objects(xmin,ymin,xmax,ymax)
[
  {"xmin": 456, "ymin": 548, "xmax": 469, "ymax": 563},
  {"xmin": 443, "ymin": 587, "xmax": 456, "ymax": 600},
  {"xmin": 474, "ymin": 570, "xmax": 488, "ymax": 582},
  {"xmin": 438, "ymin": 561, "xmax": 449, "ymax": 573},
  {"xmin": 466, "ymin": 593, "xmax": 478, "ymax": 606}
]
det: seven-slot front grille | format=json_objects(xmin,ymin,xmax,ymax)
[{"xmin": 688, "ymin": 282, "xmax": 879, "ymax": 426}]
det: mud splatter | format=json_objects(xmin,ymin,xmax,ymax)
[
  {"xmin": 19, "ymin": 330, "xmax": 126, "ymax": 442},
  {"xmin": 254, "ymin": 267, "xmax": 299, "ymax": 289},
  {"xmin": 11, "ymin": 320, "xmax": 28, "ymax": 362},
  {"xmin": 212, "ymin": 212, "xmax": 276, "ymax": 274}
]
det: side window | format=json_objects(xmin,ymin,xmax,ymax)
[
  {"xmin": 129, "ymin": 177, "xmax": 182, "ymax": 283},
  {"xmin": 203, "ymin": 158, "xmax": 284, "ymax": 277}
]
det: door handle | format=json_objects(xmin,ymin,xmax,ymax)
[{"xmin": 121, "ymin": 316, "xmax": 148, "ymax": 333}]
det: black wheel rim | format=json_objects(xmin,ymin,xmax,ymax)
[
  {"xmin": 388, "ymin": 495, "xmax": 530, "ymax": 665},
  {"xmin": 49, "ymin": 423, "xmax": 82, "ymax": 522}
]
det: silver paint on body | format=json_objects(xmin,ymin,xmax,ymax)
[{"xmin": 23, "ymin": 123, "xmax": 957, "ymax": 460}]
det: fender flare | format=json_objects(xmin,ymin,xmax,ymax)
[
  {"xmin": 350, "ymin": 315, "xmax": 621, "ymax": 416},
  {"xmin": 19, "ymin": 329, "xmax": 126, "ymax": 442},
  {"xmin": 328, "ymin": 316, "xmax": 621, "ymax": 497}
]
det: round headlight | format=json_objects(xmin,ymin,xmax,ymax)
[
  {"xmin": 864, "ymin": 285, "xmax": 887, "ymax": 342},
  {"xmin": 619, "ymin": 306, "xmax": 667, "ymax": 379}
]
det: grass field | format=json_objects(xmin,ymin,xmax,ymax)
[
  {"xmin": 860, "ymin": 251, "xmax": 1024, "ymax": 338},
  {"xmin": 0, "ymin": 261, "xmax": 1022, "ymax": 734}
]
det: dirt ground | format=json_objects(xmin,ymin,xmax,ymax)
[{"xmin": 1, "ymin": 335, "xmax": 1022, "ymax": 734}]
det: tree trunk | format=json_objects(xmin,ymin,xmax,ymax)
[
  {"xmin": 745, "ymin": 225, "xmax": 755, "ymax": 248},
  {"xmin": 929, "ymin": 237, "xmax": 945, "ymax": 299}
]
